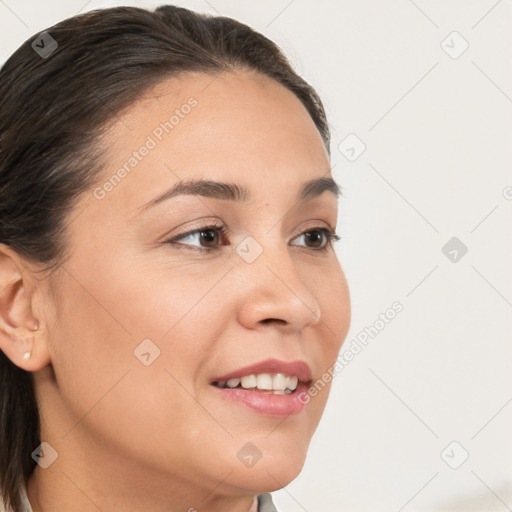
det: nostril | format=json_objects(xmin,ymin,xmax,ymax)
[{"xmin": 261, "ymin": 318, "xmax": 287, "ymax": 325}]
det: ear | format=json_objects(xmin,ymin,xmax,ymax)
[{"xmin": 0, "ymin": 243, "xmax": 51, "ymax": 371}]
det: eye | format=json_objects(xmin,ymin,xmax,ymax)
[
  {"xmin": 291, "ymin": 228, "xmax": 340, "ymax": 251},
  {"xmin": 166, "ymin": 224, "xmax": 227, "ymax": 250}
]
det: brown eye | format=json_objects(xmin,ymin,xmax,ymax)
[
  {"xmin": 303, "ymin": 231, "xmax": 325, "ymax": 248},
  {"xmin": 291, "ymin": 228, "xmax": 339, "ymax": 251},
  {"xmin": 166, "ymin": 225, "xmax": 227, "ymax": 251},
  {"xmin": 197, "ymin": 229, "xmax": 220, "ymax": 248}
]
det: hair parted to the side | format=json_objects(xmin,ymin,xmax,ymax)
[{"xmin": 0, "ymin": 5, "xmax": 330, "ymax": 512}]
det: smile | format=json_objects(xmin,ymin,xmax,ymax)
[
  {"xmin": 210, "ymin": 359, "xmax": 312, "ymax": 417},
  {"xmin": 212, "ymin": 373, "xmax": 299, "ymax": 394}
]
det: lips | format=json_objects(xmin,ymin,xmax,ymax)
[
  {"xmin": 210, "ymin": 358, "xmax": 313, "ymax": 417},
  {"xmin": 210, "ymin": 358, "xmax": 312, "ymax": 384}
]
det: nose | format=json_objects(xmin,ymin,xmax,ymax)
[{"xmin": 235, "ymin": 241, "xmax": 322, "ymax": 333}]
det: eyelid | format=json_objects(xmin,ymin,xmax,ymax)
[
  {"xmin": 165, "ymin": 219, "xmax": 224, "ymax": 239},
  {"xmin": 290, "ymin": 219, "xmax": 336, "ymax": 238}
]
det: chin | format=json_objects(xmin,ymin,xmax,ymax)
[{"xmin": 224, "ymin": 441, "xmax": 308, "ymax": 495}]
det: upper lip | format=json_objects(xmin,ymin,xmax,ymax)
[{"xmin": 211, "ymin": 358, "xmax": 312, "ymax": 384}]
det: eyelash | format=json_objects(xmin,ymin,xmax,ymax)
[{"xmin": 165, "ymin": 223, "xmax": 340, "ymax": 253}]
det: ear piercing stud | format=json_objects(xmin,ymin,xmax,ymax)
[{"xmin": 23, "ymin": 319, "xmax": 38, "ymax": 360}]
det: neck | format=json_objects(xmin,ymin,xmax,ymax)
[{"xmin": 26, "ymin": 465, "xmax": 256, "ymax": 512}]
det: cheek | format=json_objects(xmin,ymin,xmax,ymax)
[
  {"xmin": 327, "ymin": 266, "xmax": 350, "ymax": 328},
  {"xmin": 300, "ymin": 264, "xmax": 350, "ymax": 416},
  {"xmin": 312, "ymin": 263, "xmax": 351, "ymax": 356},
  {"xmin": 47, "ymin": 271, "xmax": 223, "ymax": 470},
  {"xmin": 112, "ymin": 257, "xmax": 232, "ymax": 340}
]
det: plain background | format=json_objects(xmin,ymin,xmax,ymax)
[{"xmin": 1, "ymin": 1, "xmax": 511, "ymax": 510}]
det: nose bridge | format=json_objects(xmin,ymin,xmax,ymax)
[{"xmin": 235, "ymin": 233, "xmax": 322, "ymax": 329}]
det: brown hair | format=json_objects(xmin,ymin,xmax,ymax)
[{"xmin": 0, "ymin": 5, "xmax": 330, "ymax": 511}]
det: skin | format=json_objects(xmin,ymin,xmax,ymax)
[{"xmin": 0, "ymin": 70, "xmax": 351, "ymax": 512}]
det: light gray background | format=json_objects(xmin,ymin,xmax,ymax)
[{"xmin": 1, "ymin": 1, "xmax": 511, "ymax": 510}]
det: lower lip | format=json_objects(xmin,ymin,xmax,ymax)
[{"xmin": 211, "ymin": 381, "xmax": 310, "ymax": 417}]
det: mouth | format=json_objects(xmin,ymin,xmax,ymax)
[{"xmin": 210, "ymin": 359, "xmax": 313, "ymax": 417}]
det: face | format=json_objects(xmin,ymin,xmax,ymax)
[{"xmin": 34, "ymin": 71, "xmax": 350, "ymax": 497}]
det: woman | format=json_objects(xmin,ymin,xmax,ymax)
[{"xmin": 0, "ymin": 5, "xmax": 351, "ymax": 512}]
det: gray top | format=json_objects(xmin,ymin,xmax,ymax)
[{"xmin": 258, "ymin": 493, "xmax": 279, "ymax": 511}]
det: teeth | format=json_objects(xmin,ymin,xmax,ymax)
[
  {"xmin": 256, "ymin": 373, "xmax": 273, "ymax": 390},
  {"xmin": 215, "ymin": 373, "xmax": 299, "ymax": 392},
  {"xmin": 241, "ymin": 375, "xmax": 257, "ymax": 388},
  {"xmin": 226, "ymin": 378, "xmax": 240, "ymax": 388},
  {"xmin": 272, "ymin": 373, "xmax": 287, "ymax": 391}
]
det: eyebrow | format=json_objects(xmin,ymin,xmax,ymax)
[{"xmin": 137, "ymin": 176, "xmax": 341, "ymax": 214}]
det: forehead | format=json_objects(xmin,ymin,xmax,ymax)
[{"xmin": 94, "ymin": 70, "xmax": 331, "ymax": 214}]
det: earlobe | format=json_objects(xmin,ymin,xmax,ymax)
[
  {"xmin": 21, "ymin": 319, "xmax": 40, "ymax": 361},
  {"xmin": 0, "ymin": 244, "xmax": 51, "ymax": 371},
  {"xmin": 18, "ymin": 318, "xmax": 39, "ymax": 370}
]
